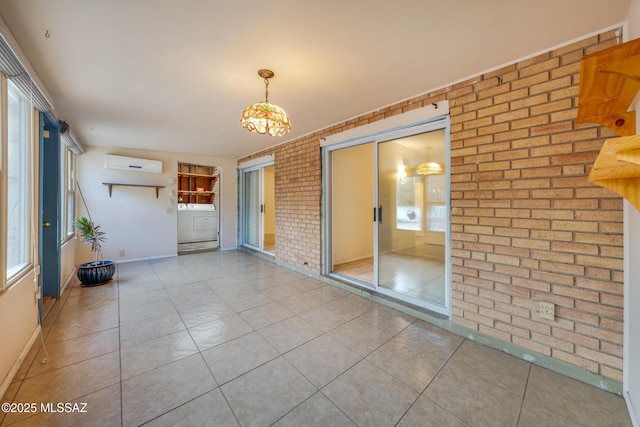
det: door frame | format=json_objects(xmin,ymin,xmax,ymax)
[
  {"xmin": 243, "ymin": 167, "xmax": 265, "ymax": 251},
  {"xmin": 39, "ymin": 111, "xmax": 61, "ymax": 311},
  {"xmin": 322, "ymin": 116, "xmax": 451, "ymax": 316},
  {"xmin": 239, "ymin": 155, "xmax": 275, "ymax": 253}
]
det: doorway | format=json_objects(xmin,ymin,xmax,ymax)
[
  {"xmin": 241, "ymin": 163, "xmax": 276, "ymax": 254},
  {"xmin": 326, "ymin": 119, "xmax": 450, "ymax": 315},
  {"xmin": 177, "ymin": 162, "xmax": 220, "ymax": 254},
  {"xmin": 39, "ymin": 112, "xmax": 61, "ymax": 318}
]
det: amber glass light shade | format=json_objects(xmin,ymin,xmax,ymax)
[
  {"xmin": 417, "ymin": 162, "xmax": 443, "ymax": 175},
  {"xmin": 241, "ymin": 69, "xmax": 291, "ymax": 137},
  {"xmin": 240, "ymin": 101, "xmax": 291, "ymax": 136}
]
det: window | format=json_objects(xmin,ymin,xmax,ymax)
[
  {"xmin": 425, "ymin": 174, "xmax": 446, "ymax": 232},
  {"xmin": 5, "ymin": 79, "xmax": 32, "ymax": 281},
  {"xmin": 60, "ymin": 145, "xmax": 76, "ymax": 240},
  {"xmin": 396, "ymin": 174, "xmax": 422, "ymax": 231}
]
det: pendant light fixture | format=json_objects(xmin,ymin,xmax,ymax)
[
  {"xmin": 417, "ymin": 162, "xmax": 443, "ymax": 175},
  {"xmin": 417, "ymin": 147, "xmax": 443, "ymax": 175},
  {"xmin": 241, "ymin": 69, "xmax": 291, "ymax": 136}
]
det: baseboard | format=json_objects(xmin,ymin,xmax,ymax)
[
  {"xmin": 625, "ymin": 390, "xmax": 639, "ymax": 427},
  {"xmin": 60, "ymin": 266, "xmax": 77, "ymax": 295},
  {"xmin": 337, "ymin": 279, "xmax": 625, "ymax": 395},
  {"xmin": 114, "ymin": 253, "xmax": 178, "ymax": 264},
  {"xmin": 333, "ymin": 254, "xmax": 374, "ymax": 265},
  {"xmin": 244, "ymin": 250, "xmax": 625, "ymax": 395},
  {"xmin": 0, "ymin": 325, "xmax": 41, "ymax": 400}
]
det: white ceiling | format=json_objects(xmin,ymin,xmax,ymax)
[{"xmin": 0, "ymin": 0, "xmax": 631, "ymax": 159}]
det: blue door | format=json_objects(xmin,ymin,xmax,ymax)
[{"xmin": 39, "ymin": 112, "xmax": 61, "ymax": 316}]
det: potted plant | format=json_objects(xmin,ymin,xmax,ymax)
[{"xmin": 74, "ymin": 184, "xmax": 116, "ymax": 286}]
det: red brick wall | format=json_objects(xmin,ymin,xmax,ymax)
[
  {"xmin": 447, "ymin": 30, "xmax": 624, "ymax": 381},
  {"xmin": 238, "ymin": 30, "xmax": 625, "ymax": 382}
]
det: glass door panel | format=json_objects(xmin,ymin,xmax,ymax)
[
  {"xmin": 244, "ymin": 169, "xmax": 262, "ymax": 249},
  {"xmin": 263, "ymin": 165, "xmax": 276, "ymax": 253},
  {"xmin": 377, "ymin": 130, "xmax": 447, "ymax": 307},
  {"xmin": 330, "ymin": 143, "xmax": 374, "ymax": 284}
]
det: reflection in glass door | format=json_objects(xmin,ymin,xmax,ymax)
[
  {"xmin": 377, "ymin": 132, "xmax": 447, "ymax": 307},
  {"xmin": 328, "ymin": 123, "xmax": 449, "ymax": 314}
]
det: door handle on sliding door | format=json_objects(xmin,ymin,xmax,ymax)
[{"xmin": 373, "ymin": 206, "xmax": 383, "ymax": 223}]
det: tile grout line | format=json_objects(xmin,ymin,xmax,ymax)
[
  {"xmin": 393, "ymin": 335, "xmax": 468, "ymax": 426},
  {"xmin": 515, "ymin": 363, "xmax": 533, "ymax": 426}
]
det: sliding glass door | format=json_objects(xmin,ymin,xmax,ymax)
[
  {"xmin": 331, "ymin": 143, "xmax": 374, "ymax": 283},
  {"xmin": 244, "ymin": 169, "xmax": 262, "ymax": 249},
  {"xmin": 377, "ymin": 131, "xmax": 447, "ymax": 307},
  {"xmin": 241, "ymin": 164, "xmax": 275, "ymax": 254},
  {"xmin": 327, "ymin": 120, "xmax": 450, "ymax": 314}
]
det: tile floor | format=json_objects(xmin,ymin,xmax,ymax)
[
  {"xmin": 0, "ymin": 251, "xmax": 632, "ymax": 426},
  {"xmin": 333, "ymin": 243, "xmax": 446, "ymax": 304}
]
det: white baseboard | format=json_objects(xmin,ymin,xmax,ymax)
[
  {"xmin": 625, "ymin": 390, "xmax": 639, "ymax": 427},
  {"xmin": 0, "ymin": 325, "xmax": 41, "ymax": 400},
  {"xmin": 114, "ymin": 253, "xmax": 178, "ymax": 264}
]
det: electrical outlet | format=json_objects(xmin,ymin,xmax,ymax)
[
  {"xmin": 539, "ymin": 301, "xmax": 555, "ymax": 320},
  {"xmin": 119, "ymin": 250, "xmax": 125, "ymax": 257}
]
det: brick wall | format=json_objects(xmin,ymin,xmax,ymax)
[
  {"xmin": 447, "ymin": 30, "xmax": 624, "ymax": 382},
  {"xmin": 238, "ymin": 136, "xmax": 324, "ymax": 273},
  {"xmin": 238, "ymin": 30, "xmax": 625, "ymax": 382}
]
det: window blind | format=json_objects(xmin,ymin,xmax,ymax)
[
  {"xmin": 61, "ymin": 129, "xmax": 84, "ymax": 155},
  {"xmin": 0, "ymin": 16, "xmax": 54, "ymax": 112}
]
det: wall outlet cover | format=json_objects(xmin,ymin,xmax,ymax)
[{"xmin": 539, "ymin": 301, "xmax": 555, "ymax": 320}]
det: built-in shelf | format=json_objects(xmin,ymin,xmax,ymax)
[
  {"xmin": 577, "ymin": 38, "xmax": 640, "ymax": 137},
  {"xmin": 102, "ymin": 182, "xmax": 165, "ymax": 198},
  {"xmin": 178, "ymin": 162, "xmax": 218, "ymax": 204},
  {"xmin": 589, "ymin": 135, "xmax": 640, "ymax": 210},
  {"xmin": 178, "ymin": 191, "xmax": 214, "ymax": 194},
  {"xmin": 178, "ymin": 172, "xmax": 214, "ymax": 178}
]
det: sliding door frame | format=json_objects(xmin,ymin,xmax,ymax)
[
  {"xmin": 239, "ymin": 156, "xmax": 275, "ymax": 254},
  {"xmin": 323, "ymin": 115, "xmax": 451, "ymax": 316}
]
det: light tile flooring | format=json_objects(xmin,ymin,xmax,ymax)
[
  {"xmin": 263, "ymin": 233, "xmax": 275, "ymax": 254},
  {"xmin": 1, "ymin": 251, "xmax": 631, "ymax": 426},
  {"xmin": 333, "ymin": 244, "xmax": 446, "ymax": 304}
]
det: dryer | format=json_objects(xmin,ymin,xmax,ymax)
[{"xmin": 178, "ymin": 204, "xmax": 218, "ymax": 243}]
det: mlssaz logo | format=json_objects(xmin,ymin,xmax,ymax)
[{"xmin": 40, "ymin": 402, "xmax": 88, "ymax": 413}]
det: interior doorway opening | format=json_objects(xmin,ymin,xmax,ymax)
[{"xmin": 177, "ymin": 162, "xmax": 220, "ymax": 254}]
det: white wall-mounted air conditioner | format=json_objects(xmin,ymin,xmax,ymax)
[{"xmin": 104, "ymin": 154, "xmax": 163, "ymax": 174}]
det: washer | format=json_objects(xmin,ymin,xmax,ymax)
[{"xmin": 178, "ymin": 204, "xmax": 218, "ymax": 243}]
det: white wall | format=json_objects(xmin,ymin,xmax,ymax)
[
  {"xmin": 60, "ymin": 238, "xmax": 76, "ymax": 292},
  {"xmin": 0, "ymin": 124, "xmax": 40, "ymax": 399},
  {"xmin": 0, "ymin": 272, "xmax": 39, "ymax": 399},
  {"xmin": 76, "ymin": 147, "xmax": 237, "ymax": 263},
  {"xmin": 332, "ymin": 144, "xmax": 374, "ymax": 264},
  {"xmin": 625, "ymin": 1, "xmax": 640, "ymax": 425}
]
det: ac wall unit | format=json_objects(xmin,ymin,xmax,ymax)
[{"xmin": 104, "ymin": 154, "xmax": 162, "ymax": 174}]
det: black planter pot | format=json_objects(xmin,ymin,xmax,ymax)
[{"xmin": 77, "ymin": 260, "xmax": 116, "ymax": 287}]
